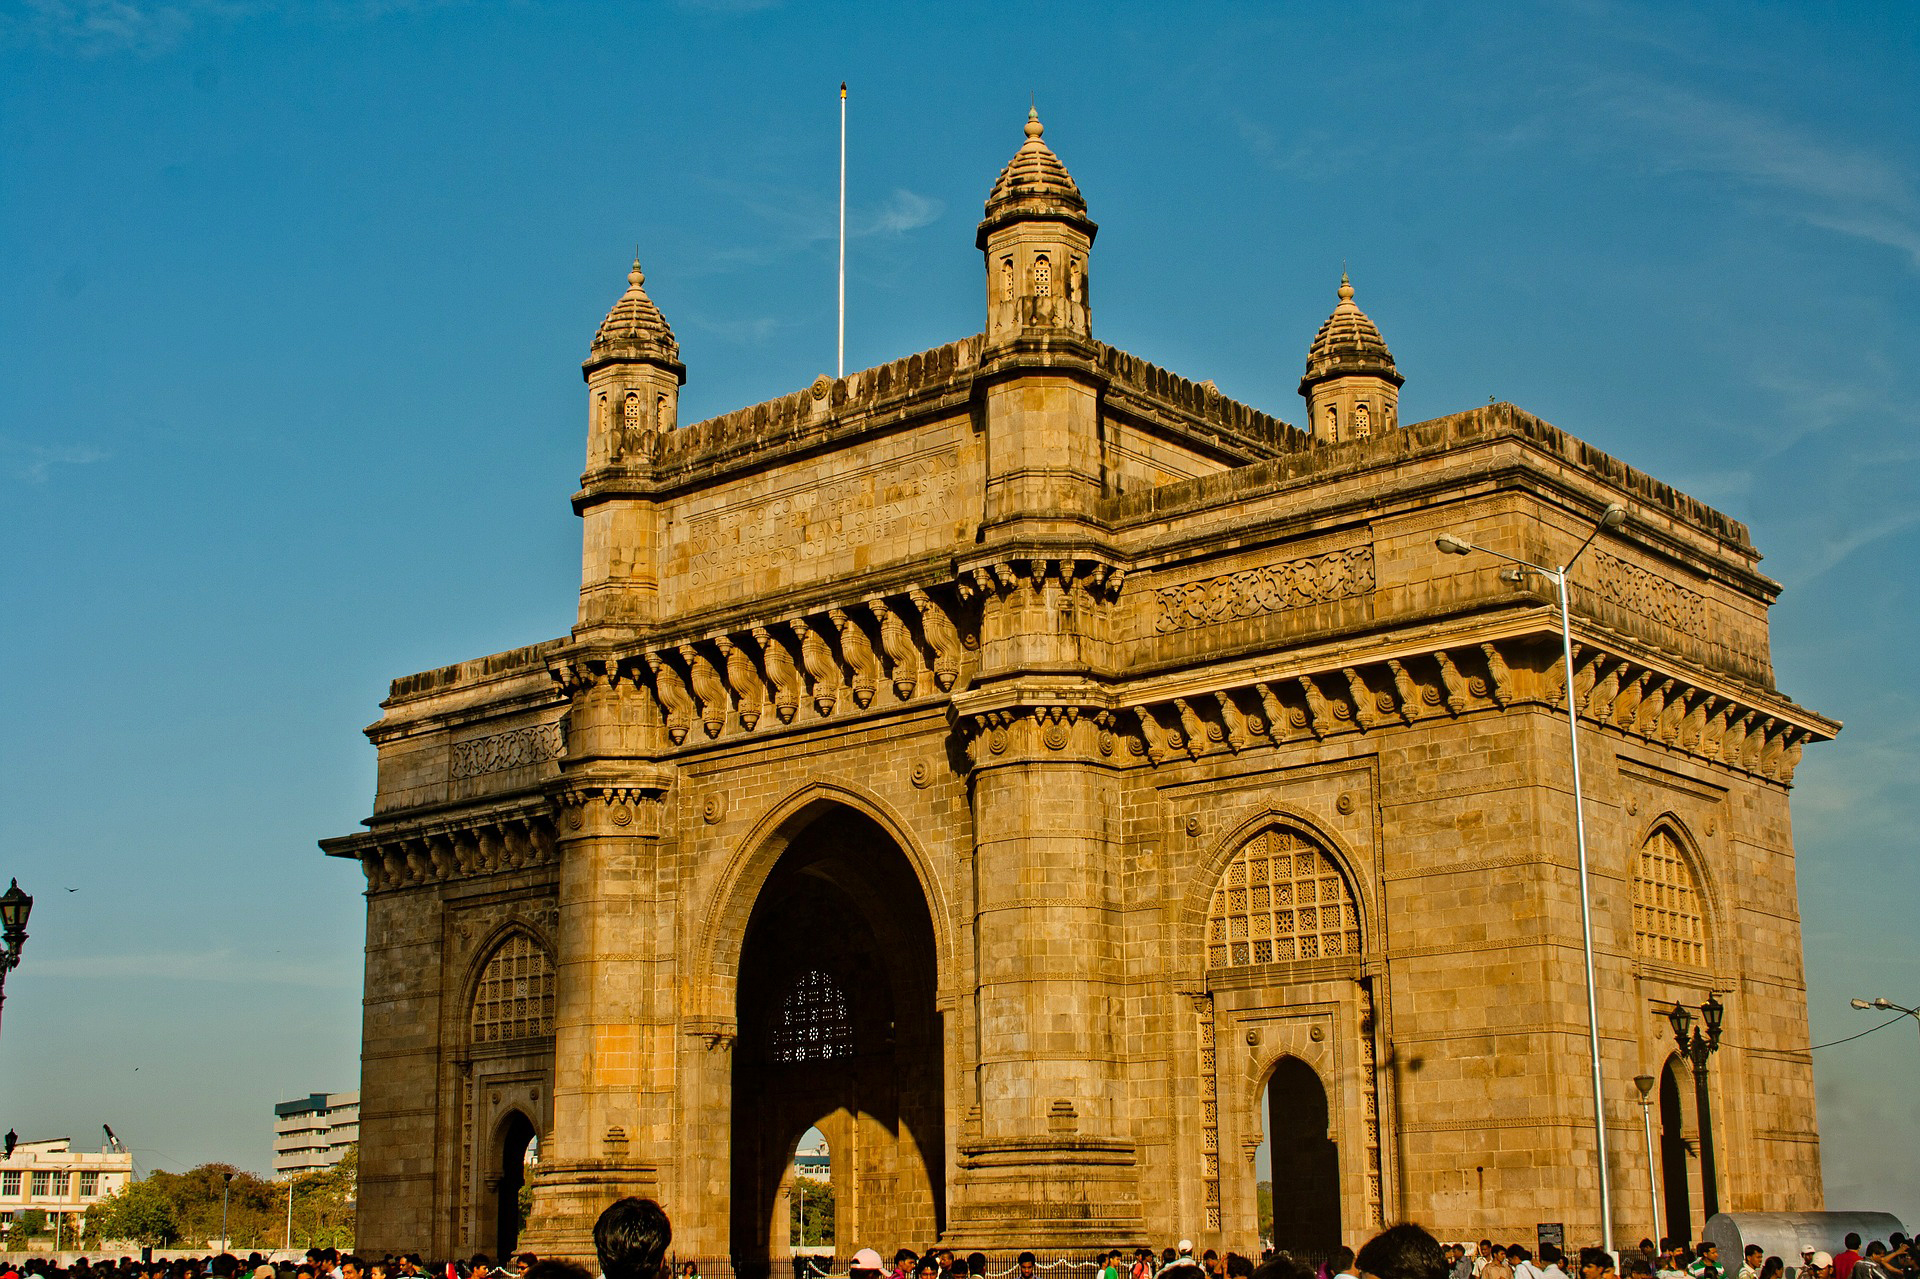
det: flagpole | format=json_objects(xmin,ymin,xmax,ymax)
[{"xmin": 838, "ymin": 81, "xmax": 847, "ymax": 379}]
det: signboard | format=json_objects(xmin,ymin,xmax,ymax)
[{"xmin": 1539, "ymin": 1224, "xmax": 1567, "ymax": 1258}]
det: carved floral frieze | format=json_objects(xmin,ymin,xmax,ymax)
[
  {"xmin": 1151, "ymin": 547, "xmax": 1375, "ymax": 634},
  {"xmin": 449, "ymin": 721, "xmax": 566, "ymax": 780}
]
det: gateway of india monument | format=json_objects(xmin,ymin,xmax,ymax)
[{"xmin": 323, "ymin": 109, "xmax": 1837, "ymax": 1264}]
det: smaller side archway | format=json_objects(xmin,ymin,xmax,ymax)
[
  {"xmin": 1262, "ymin": 1055, "xmax": 1341, "ymax": 1255},
  {"xmin": 493, "ymin": 1109, "xmax": 538, "ymax": 1258},
  {"xmin": 1658, "ymin": 1054, "xmax": 1694, "ymax": 1243}
]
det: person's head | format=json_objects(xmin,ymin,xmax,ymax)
[
  {"xmin": 1760, "ymin": 1261, "xmax": 1784, "ymax": 1279},
  {"xmin": 1018, "ymin": 1255, "xmax": 1037, "ymax": 1279},
  {"xmin": 1487, "ymin": 1251, "xmax": 1506, "ymax": 1266},
  {"xmin": 1811, "ymin": 1255, "xmax": 1834, "ymax": 1279},
  {"xmin": 1579, "ymin": 1250, "xmax": 1615, "ymax": 1279},
  {"xmin": 1866, "ymin": 1247, "xmax": 1888, "ymax": 1261},
  {"xmin": 1228, "ymin": 1257, "xmax": 1255, "ymax": 1279},
  {"xmin": 341, "ymin": 1258, "xmax": 365, "ymax": 1279},
  {"xmin": 915, "ymin": 1260, "xmax": 938, "ymax": 1279},
  {"xmin": 851, "ymin": 1251, "xmax": 884, "ymax": 1279},
  {"xmin": 1357, "ymin": 1225, "xmax": 1448, "ymax": 1279},
  {"xmin": 968, "ymin": 1258, "xmax": 987, "ymax": 1279},
  {"xmin": 1332, "ymin": 1251, "xmax": 1356, "ymax": 1277},
  {"xmin": 1700, "ymin": 1248, "xmax": 1718, "ymax": 1264},
  {"xmin": 1746, "ymin": 1251, "xmax": 1764, "ymax": 1267},
  {"xmin": 1511, "ymin": 1251, "xmax": 1531, "ymax": 1267},
  {"xmin": 1205, "ymin": 1256, "xmax": 1220, "ymax": 1268},
  {"xmin": 1847, "ymin": 1241, "xmax": 1862, "ymax": 1255},
  {"xmin": 523, "ymin": 1264, "xmax": 590, "ymax": 1279},
  {"xmin": 1541, "ymin": 1247, "xmax": 1562, "ymax": 1269},
  {"xmin": 1481, "ymin": 1247, "xmax": 1496, "ymax": 1261},
  {"xmin": 592, "ymin": 1197, "xmax": 671, "ymax": 1279},
  {"xmin": 1180, "ymin": 1246, "xmax": 1196, "ymax": 1262}
]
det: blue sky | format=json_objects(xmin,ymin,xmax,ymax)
[{"xmin": 2, "ymin": 0, "xmax": 1916, "ymax": 1232}]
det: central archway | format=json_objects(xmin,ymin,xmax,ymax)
[{"xmin": 730, "ymin": 805, "xmax": 945, "ymax": 1274}]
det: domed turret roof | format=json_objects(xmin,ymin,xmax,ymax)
[
  {"xmin": 586, "ymin": 258, "xmax": 681, "ymax": 373},
  {"xmin": 977, "ymin": 107, "xmax": 1096, "ymax": 248},
  {"xmin": 1300, "ymin": 273, "xmax": 1403, "ymax": 393}
]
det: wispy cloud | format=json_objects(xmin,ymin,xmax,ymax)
[
  {"xmin": 1582, "ymin": 73, "xmax": 1920, "ymax": 270},
  {"xmin": 864, "ymin": 188, "xmax": 942, "ymax": 236},
  {"xmin": 0, "ymin": 0, "xmax": 470, "ymax": 57},
  {"xmin": 35, "ymin": 947, "xmax": 354, "ymax": 988},
  {"xmin": 1, "ymin": 436, "xmax": 109, "ymax": 483},
  {"xmin": 690, "ymin": 178, "xmax": 944, "ymax": 275}
]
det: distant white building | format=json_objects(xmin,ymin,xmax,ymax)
[
  {"xmin": 273, "ymin": 1092, "xmax": 360, "ymax": 1177},
  {"xmin": 0, "ymin": 1137, "xmax": 133, "ymax": 1231}
]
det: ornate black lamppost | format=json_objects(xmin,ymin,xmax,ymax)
[
  {"xmin": 1666, "ymin": 994, "xmax": 1725, "ymax": 1224},
  {"xmin": 0, "ymin": 880, "xmax": 34, "ymax": 1041}
]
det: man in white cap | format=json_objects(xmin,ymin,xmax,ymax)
[
  {"xmin": 1809, "ymin": 1254, "xmax": 1835, "ymax": 1279},
  {"xmin": 853, "ymin": 1252, "xmax": 885, "ymax": 1279}
]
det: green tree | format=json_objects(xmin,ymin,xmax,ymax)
[
  {"xmin": 791, "ymin": 1176, "xmax": 834, "ymax": 1247},
  {"xmin": 1257, "ymin": 1180, "xmax": 1273, "ymax": 1245},
  {"xmin": 85, "ymin": 1181, "xmax": 180, "ymax": 1247}
]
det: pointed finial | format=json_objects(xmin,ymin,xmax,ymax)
[
  {"xmin": 629, "ymin": 249, "xmax": 645, "ymax": 290},
  {"xmin": 1338, "ymin": 271, "xmax": 1354, "ymax": 304},
  {"xmin": 1025, "ymin": 104, "xmax": 1044, "ymax": 140}
]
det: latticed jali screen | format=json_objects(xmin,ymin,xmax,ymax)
[
  {"xmin": 470, "ymin": 931, "xmax": 556, "ymax": 1043},
  {"xmin": 1206, "ymin": 827, "xmax": 1360, "ymax": 968},
  {"xmin": 772, "ymin": 968, "xmax": 854, "ymax": 1064},
  {"xmin": 1634, "ymin": 827, "xmax": 1707, "ymax": 966}
]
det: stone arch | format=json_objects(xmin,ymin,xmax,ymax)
[
  {"xmin": 487, "ymin": 1104, "xmax": 540, "ymax": 1257},
  {"xmin": 693, "ymin": 777, "xmax": 956, "ymax": 1001},
  {"xmin": 719, "ymin": 786, "xmax": 948, "ymax": 1270},
  {"xmin": 465, "ymin": 924, "xmax": 557, "ymax": 1046},
  {"xmin": 1632, "ymin": 814, "xmax": 1717, "ymax": 970},
  {"xmin": 1177, "ymin": 806, "xmax": 1372, "ymax": 984},
  {"xmin": 1255, "ymin": 1053, "xmax": 1342, "ymax": 1254}
]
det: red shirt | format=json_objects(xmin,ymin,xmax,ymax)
[{"xmin": 1835, "ymin": 1253, "xmax": 1861, "ymax": 1279}]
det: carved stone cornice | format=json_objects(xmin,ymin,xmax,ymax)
[
  {"xmin": 1117, "ymin": 629, "xmax": 1833, "ymax": 785},
  {"xmin": 550, "ymin": 767, "xmax": 675, "ymax": 839},
  {"xmin": 546, "ymin": 581, "xmax": 973, "ymax": 754},
  {"xmin": 951, "ymin": 683, "xmax": 1123, "ymax": 769},
  {"xmin": 322, "ymin": 795, "xmax": 558, "ymax": 894}
]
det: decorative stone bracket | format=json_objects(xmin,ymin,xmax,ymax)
[
  {"xmin": 549, "ymin": 583, "xmax": 969, "ymax": 749},
  {"xmin": 326, "ymin": 796, "xmax": 557, "ymax": 894},
  {"xmin": 1123, "ymin": 632, "xmax": 1831, "ymax": 784}
]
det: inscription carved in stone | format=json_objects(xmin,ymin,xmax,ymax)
[
  {"xmin": 1153, "ymin": 547, "xmax": 1375, "ymax": 633},
  {"xmin": 449, "ymin": 722, "xmax": 565, "ymax": 780}
]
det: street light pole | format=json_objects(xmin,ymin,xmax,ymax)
[
  {"xmin": 1666, "ymin": 996, "xmax": 1725, "ymax": 1226},
  {"xmin": 0, "ymin": 880, "xmax": 36, "ymax": 1043},
  {"xmin": 221, "ymin": 1170, "xmax": 235, "ymax": 1250},
  {"xmin": 1634, "ymin": 1074, "xmax": 1662, "ymax": 1247},
  {"xmin": 1438, "ymin": 502, "xmax": 1626, "ymax": 1249}
]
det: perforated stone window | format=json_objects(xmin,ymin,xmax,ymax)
[
  {"xmin": 772, "ymin": 968, "xmax": 853, "ymax": 1064},
  {"xmin": 1634, "ymin": 827, "xmax": 1707, "ymax": 967},
  {"xmin": 1354, "ymin": 404, "xmax": 1372, "ymax": 438},
  {"xmin": 1034, "ymin": 255, "xmax": 1051, "ymax": 297},
  {"xmin": 470, "ymin": 931, "xmax": 555, "ymax": 1044},
  {"xmin": 1001, "ymin": 258, "xmax": 1014, "ymax": 301},
  {"xmin": 1206, "ymin": 827, "xmax": 1361, "ymax": 969}
]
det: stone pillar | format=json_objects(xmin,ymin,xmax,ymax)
[
  {"xmin": 946, "ymin": 687, "xmax": 1141, "ymax": 1247},
  {"xmin": 519, "ymin": 667, "xmax": 678, "ymax": 1262}
]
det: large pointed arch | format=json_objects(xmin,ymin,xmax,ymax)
[{"xmin": 692, "ymin": 776, "xmax": 957, "ymax": 1000}]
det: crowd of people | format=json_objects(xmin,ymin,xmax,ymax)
[{"xmin": 0, "ymin": 1207, "xmax": 1908, "ymax": 1279}]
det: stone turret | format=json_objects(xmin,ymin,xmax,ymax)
[
  {"xmin": 978, "ymin": 107, "xmax": 1096, "ymax": 343},
  {"xmin": 575, "ymin": 258, "xmax": 684, "ymax": 630},
  {"xmin": 1299, "ymin": 272, "xmax": 1403, "ymax": 444},
  {"xmin": 582, "ymin": 258, "xmax": 685, "ymax": 472}
]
